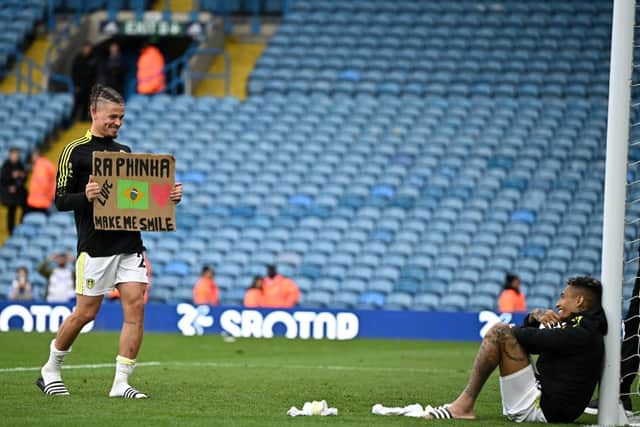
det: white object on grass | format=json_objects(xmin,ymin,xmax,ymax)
[
  {"xmin": 287, "ymin": 400, "xmax": 338, "ymax": 416},
  {"xmin": 371, "ymin": 403, "xmax": 426, "ymax": 417}
]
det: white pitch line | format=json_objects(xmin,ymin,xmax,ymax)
[
  {"xmin": 0, "ymin": 361, "xmax": 161, "ymax": 373},
  {"xmin": 165, "ymin": 361, "xmax": 453, "ymax": 374},
  {"xmin": 0, "ymin": 360, "xmax": 454, "ymax": 375}
]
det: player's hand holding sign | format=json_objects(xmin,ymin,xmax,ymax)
[
  {"xmin": 169, "ymin": 182, "xmax": 182, "ymax": 204},
  {"xmin": 85, "ymin": 174, "xmax": 100, "ymax": 202}
]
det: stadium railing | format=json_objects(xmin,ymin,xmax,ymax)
[
  {"xmin": 127, "ymin": 47, "xmax": 230, "ymax": 96},
  {"xmin": 0, "ymin": 51, "xmax": 73, "ymax": 95}
]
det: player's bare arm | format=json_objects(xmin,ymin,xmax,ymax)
[{"xmin": 528, "ymin": 308, "xmax": 561, "ymax": 328}]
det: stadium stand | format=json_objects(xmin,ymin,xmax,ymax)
[
  {"xmin": 0, "ymin": 93, "xmax": 72, "ymax": 152},
  {"xmin": 2, "ymin": 89, "xmax": 614, "ymax": 309},
  {"xmin": 249, "ymin": 0, "xmax": 611, "ymax": 99},
  {"xmin": 1, "ymin": 0, "xmax": 626, "ymax": 312},
  {"xmin": 0, "ymin": 0, "xmax": 47, "ymax": 69}
]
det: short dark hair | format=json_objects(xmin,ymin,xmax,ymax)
[
  {"xmin": 504, "ymin": 272, "xmax": 520, "ymax": 290},
  {"xmin": 89, "ymin": 84, "xmax": 124, "ymax": 111},
  {"xmin": 201, "ymin": 266, "xmax": 213, "ymax": 275},
  {"xmin": 250, "ymin": 275, "xmax": 263, "ymax": 288},
  {"xmin": 567, "ymin": 276, "xmax": 602, "ymax": 308}
]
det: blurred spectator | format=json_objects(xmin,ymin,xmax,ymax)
[
  {"xmin": 193, "ymin": 266, "xmax": 219, "ymax": 305},
  {"xmin": 262, "ymin": 264, "xmax": 300, "ymax": 308},
  {"xmin": 26, "ymin": 146, "xmax": 56, "ymax": 215},
  {"xmin": 0, "ymin": 147, "xmax": 27, "ymax": 234},
  {"xmin": 9, "ymin": 266, "xmax": 32, "ymax": 301},
  {"xmin": 498, "ymin": 272, "xmax": 527, "ymax": 313},
  {"xmin": 136, "ymin": 42, "xmax": 165, "ymax": 94},
  {"xmin": 38, "ymin": 252, "xmax": 75, "ymax": 303},
  {"xmin": 71, "ymin": 42, "xmax": 97, "ymax": 121},
  {"xmin": 99, "ymin": 42, "xmax": 127, "ymax": 95},
  {"xmin": 244, "ymin": 275, "xmax": 264, "ymax": 307},
  {"xmin": 108, "ymin": 251, "xmax": 151, "ymax": 303}
]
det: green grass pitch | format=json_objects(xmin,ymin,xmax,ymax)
[{"xmin": 0, "ymin": 332, "xmax": 600, "ymax": 426}]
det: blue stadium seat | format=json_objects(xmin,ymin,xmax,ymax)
[
  {"xmin": 413, "ymin": 293, "xmax": 440, "ymax": 311},
  {"xmin": 477, "ymin": 281, "xmax": 503, "ymax": 297},
  {"xmin": 440, "ymin": 294, "xmax": 468, "ymax": 312},
  {"xmin": 301, "ymin": 290, "xmax": 332, "ymax": 308},
  {"xmin": 172, "ymin": 286, "xmax": 194, "ymax": 303},
  {"xmin": 384, "ymin": 292, "xmax": 413, "ymax": 310},
  {"xmin": 467, "ymin": 295, "xmax": 496, "ymax": 312},
  {"xmin": 222, "ymin": 287, "xmax": 246, "ymax": 306},
  {"xmin": 357, "ymin": 291, "xmax": 385, "ymax": 309},
  {"xmin": 331, "ymin": 291, "xmax": 358, "ymax": 309},
  {"xmin": 163, "ymin": 261, "xmax": 191, "ymax": 277},
  {"xmin": 0, "ymin": 5, "xmax": 613, "ymax": 309},
  {"xmin": 149, "ymin": 287, "xmax": 172, "ymax": 304}
]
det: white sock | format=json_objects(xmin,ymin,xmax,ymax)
[
  {"xmin": 109, "ymin": 355, "xmax": 147, "ymax": 398},
  {"xmin": 41, "ymin": 339, "xmax": 71, "ymax": 384},
  {"xmin": 113, "ymin": 355, "xmax": 135, "ymax": 385}
]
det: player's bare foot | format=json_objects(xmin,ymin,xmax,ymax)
[{"xmin": 424, "ymin": 404, "xmax": 476, "ymax": 420}]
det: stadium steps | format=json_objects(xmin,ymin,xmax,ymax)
[
  {"xmin": 0, "ymin": 35, "xmax": 50, "ymax": 94},
  {"xmin": 46, "ymin": 121, "xmax": 91, "ymax": 168},
  {"xmin": 152, "ymin": 0, "xmax": 194, "ymax": 13},
  {"xmin": 194, "ymin": 34, "xmax": 266, "ymax": 99},
  {"xmin": 0, "ymin": 206, "xmax": 22, "ymax": 245}
]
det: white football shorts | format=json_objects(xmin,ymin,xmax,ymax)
[
  {"xmin": 75, "ymin": 252, "xmax": 148, "ymax": 296},
  {"xmin": 499, "ymin": 365, "xmax": 547, "ymax": 423}
]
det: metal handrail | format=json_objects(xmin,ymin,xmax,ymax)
[
  {"xmin": 127, "ymin": 47, "xmax": 230, "ymax": 96},
  {"xmin": 44, "ymin": 15, "xmax": 77, "ymax": 75},
  {"xmin": 126, "ymin": 50, "xmax": 186, "ymax": 96},
  {"xmin": 0, "ymin": 51, "xmax": 73, "ymax": 95},
  {"xmin": 183, "ymin": 47, "xmax": 230, "ymax": 96}
]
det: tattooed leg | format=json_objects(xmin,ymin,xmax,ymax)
[{"xmin": 439, "ymin": 323, "xmax": 530, "ymax": 420}]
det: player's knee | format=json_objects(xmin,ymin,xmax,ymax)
[
  {"xmin": 124, "ymin": 297, "xmax": 145, "ymax": 318},
  {"xmin": 485, "ymin": 323, "xmax": 514, "ymax": 341},
  {"xmin": 74, "ymin": 309, "xmax": 98, "ymax": 324}
]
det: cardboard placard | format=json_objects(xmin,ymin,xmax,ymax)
[{"xmin": 92, "ymin": 152, "xmax": 176, "ymax": 232}]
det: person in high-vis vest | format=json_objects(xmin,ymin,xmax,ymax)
[
  {"xmin": 261, "ymin": 265, "xmax": 300, "ymax": 308},
  {"xmin": 498, "ymin": 272, "xmax": 527, "ymax": 313},
  {"xmin": 136, "ymin": 43, "xmax": 165, "ymax": 94},
  {"xmin": 27, "ymin": 146, "xmax": 56, "ymax": 214},
  {"xmin": 193, "ymin": 266, "xmax": 219, "ymax": 305},
  {"xmin": 244, "ymin": 276, "xmax": 265, "ymax": 307}
]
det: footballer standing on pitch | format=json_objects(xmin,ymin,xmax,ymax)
[{"xmin": 36, "ymin": 84, "xmax": 183, "ymax": 398}]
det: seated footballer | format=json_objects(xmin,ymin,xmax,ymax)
[{"xmin": 424, "ymin": 276, "xmax": 607, "ymax": 423}]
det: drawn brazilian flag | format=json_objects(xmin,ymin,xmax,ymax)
[{"xmin": 118, "ymin": 180, "xmax": 149, "ymax": 209}]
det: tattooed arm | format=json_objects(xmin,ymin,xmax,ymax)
[{"xmin": 524, "ymin": 308, "xmax": 561, "ymax": 328}]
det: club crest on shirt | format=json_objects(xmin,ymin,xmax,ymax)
[
  {"xmin": 86, "ymin": 278, "xmax": 95, "ymax": 289},
  {"xmin": 571, "ymin": 315, "xmax": 583, "ymax": 327}
]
